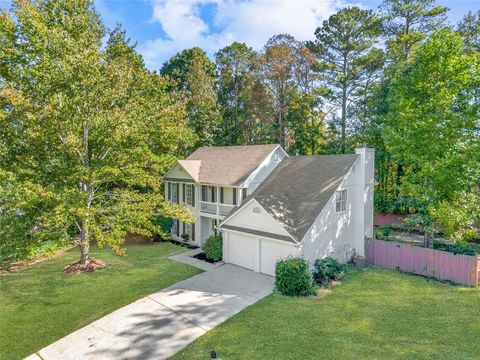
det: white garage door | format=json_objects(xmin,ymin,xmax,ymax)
[
  {"xmin": 228, "ymin": 232, "xmax": 255, "ymax": 270},
  {"xmin": 260, "ymin": 239, "xmax": 294, "ymax": 276}
]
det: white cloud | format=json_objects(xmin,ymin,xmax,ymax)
[{"xmin": 140, "ymin": 0, "xmax": 345, "ymax": 70}]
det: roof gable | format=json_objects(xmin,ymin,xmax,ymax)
[
  {"xmin": 222, "ymin": 199, "xmax": 294, "ymax": 241},
  {"xmin": 187, "ymin": 144, "xmax": 279, "ymax": 186},
  {"xmin": 223, "ymin": 154, "xmax": 359, "ymax": 242}
]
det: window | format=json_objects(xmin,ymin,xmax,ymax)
[
  {"xmin": 185, "ymin": 184, "xmax": 193, "ymax": 205},
  {"xmin": 171, "ymin": 220, "xmax": 178, "ymax": 235},
  {"xmin": 336, "ymin": 189, "xmax": 347, "ymax": 213},
  {"xmin": 171, "ymin": 183, "xmax": 178, "ymax": 203},
  {"xmin": 185, "ymin": 223, "xmax": 193, "ymax": 238},
  {"xmin": 201, "ymin": 185, "xmax": 216, "ymax": 202}
]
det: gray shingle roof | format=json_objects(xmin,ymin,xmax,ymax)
[
  {"xmin": 185, "ymin": 144, "xmax": 279, "ymax": 186},
  {"xmin": 224, "ymin": 155, "xmax": 359, "ymax": 242}
]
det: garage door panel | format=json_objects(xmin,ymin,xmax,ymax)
[
  {"xmin": 260, "ymin": 240, "xmax": 293, "ymax": 276},
  {"xmin": 228, "ymin": 233, "xmax": 255, "ymax": 270}
]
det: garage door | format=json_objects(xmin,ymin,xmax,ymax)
[
  {"xmin": 228, "ymin": 232, "xmax": 255, "ymax": 270},
  {"xmin": 260, "ymin": 239, "xmax": 293, "ymax": 276}
]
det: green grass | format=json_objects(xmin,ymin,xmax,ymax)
[
  {"xmin": 173, "ymin": 269, "xmax": 480, "ymax": 360},
  {"xmin": 0, "ymin": 243, "xmax": 201, "ymax": 360}
]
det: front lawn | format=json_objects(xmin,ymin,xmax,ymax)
[
  {"xmin": 0, "ymin": 243, "xmax": 201, "ymax": 360},
  {"xmin": 173, "ymin": 269, "xmax": 480, "ymax": 360}
]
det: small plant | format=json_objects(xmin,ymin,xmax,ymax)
[
  {"xmin": 274, "ymin": 257, "xmax": 314, "ymax": 296},
  {"xmin": 313, "ymin": 257, "xmax": 345, "ymax": 286},
  {"xmin": 180, "ymin": 233, "xmax": 189, "ymax": 246},
  {"xmin": 203, "ymin": 234, "xmax": 222, "ymax": 261},
  {"xmin": 382, "ymin": 226, "xmax": 391, "ymax": 239}
]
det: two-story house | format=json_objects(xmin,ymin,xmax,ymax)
[
  {"xmin": 163, "ymin": 144, "xmax": 288, "ymax": 246},
  {"xmin": 164, "ymin": 144, "xmax": 374, "ymax": 276}
]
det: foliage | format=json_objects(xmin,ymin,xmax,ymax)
[
  {"xmin": 0, "ymin": 0, "xmax": 193, "ymax": 265},
  {"xmin": 374, "ymin": 193, "xmax": 423, "ymax": 214},
  {"xmin": 430, "ymin": 192, "xmax": 480, "ymax": 244},
  {"xmin": 203, "ymin": 234, "xmax": 223, "ymax": 262},
  {"xmin": 380, "ymin": 0, "xmax": 448, "ymax": 60},
  {"xmin": 152, "ymin": 215, "xmax": 174, "ymax": 240},
  {"xmin": 274, "ymin": 257, "xmax": 315, "ymax": 296},
  {"xmin": 457, "ymin": 10, "xmax": 480, "ymax": 52},
  {"xmin": 180, "ymin": 233, "xmax": 190, "ymax": 246},
  {"xmin": 161, "ymin": 47, "xmax": 221, "ymax": 147},
  {"xmin": 313, "ymin": 257, "xmax": 346, "ymax": 286},
  {"xmin": 0, "ymin": 243, "xmax": 201, "ymax": 360},
  {"xmin": 310, "ymin": 6, "xmax": 384, "ymax": 153},
  {"xmin": 432, "ymin": 242, "xmax": 479, "ymax": 256},
  {"xmin": 383, "ymin": 29, "xmax": 480, "ymax": 245},
  {"xmin": 215, "ymin": 42, "xmax": 258, "ymax": 145}
]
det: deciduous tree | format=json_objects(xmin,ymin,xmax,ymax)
[{"xmin": 0, "ymin": 0, "xmax": 194, "ymax": 267}]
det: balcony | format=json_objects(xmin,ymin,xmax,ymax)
[
  {"xmin": 200, "ymin": 201, "xmax": 217, "ymax": 214},
  {"xmin": 200, "ymin": 201, "xmax": 236, "ymax": 217}
]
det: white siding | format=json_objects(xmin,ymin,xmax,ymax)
[
  {"xmin": 241, "ymin": 146, "xmax": 288, "ymax": 193},
  {"xmin": 223, "ymin": 199, "xmax": 292, "ymax": 238},
  {"xmin": 299, "ymin": 149, "xmax": 374, "ymax": 265},
  {"xmin": 165, "ymin": 163, "xmax": 195, "ymax": 180}
]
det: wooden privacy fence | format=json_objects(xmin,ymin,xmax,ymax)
[{"xmin": 366, "ymin": 238, "xmax": 480, "ymax": 286}]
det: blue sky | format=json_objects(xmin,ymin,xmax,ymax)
[{"xmin": 1, "ymin": 0, "xmax": 478, "ymax": 70}]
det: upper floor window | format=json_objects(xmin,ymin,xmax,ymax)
[
  {"xmin": 170, "ymin": 183, "xmax": 178, "ymax": 203},
  {"xmin": 336, "ymin": 189, "xmax": 347, "ymax": 213},
  {"xmin": 185, "ymin": 184, "xmax": 193, "ymax": 205},
  {"xmin": 201, "ymin": 185, "xmax": 216, "ymax": 202}
]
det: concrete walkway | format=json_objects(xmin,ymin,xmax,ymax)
[{"xmin": 26, "ymin": 251, "xmax": 274, "ymax": 360}]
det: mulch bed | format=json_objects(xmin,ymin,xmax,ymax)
[
  {"xmin": 64, "ymin": 258, "xmax": 105, "ymax": 274},
  {"xmin": 192, "ymin": 252, "xmax": 216, "ymax": 264},
  {"xmin": 170, "ymin": 239, "xmax": 199, "ymax": 250}
]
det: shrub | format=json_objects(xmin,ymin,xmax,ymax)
[
  {"xmin": 382, "ymin": 226, "xmax": 391, "ymax": 239},
  {"xmin": 313, "ymin": 257, "xmax": 346, "ymax": 286},
  {"xmin": 152, "ymin": 215, "xmax": 174, "ymax": 240},
  {"xmin": 203, "ymin": 234, "xmax": 222, "ymax": 261},
  {"xmin": 274, "ymin": 257, "xmax": 314, "ymax": 296},
  {"xmin": 180, "ymin": 233, "xmax": 189, "ymax": 246}
]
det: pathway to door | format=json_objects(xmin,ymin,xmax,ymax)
[{"xmin": 26, "ymin": 250, "xmax": 273, "ymax": 360}]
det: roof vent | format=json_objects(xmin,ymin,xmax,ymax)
[{"xmin": 252, "ymin": 207, "xmax": 261, "ymax": 214}]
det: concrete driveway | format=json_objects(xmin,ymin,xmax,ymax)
[{"xmin": 27, "ymin": 253, "xmax": 274, "ymax": 360}]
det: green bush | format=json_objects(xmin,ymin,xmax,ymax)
[
  {"xmin": 313, "ymin": 257, "xmax": 345, "ymax": 286},
  {"xmin": 152, "ymin": 214, "xmax": 174, "ymax": 240},
  {"xmin": 203, "ymin": 234, "xmax": 222, "ymax": 261},
  {"xmin": 274, "ymin": 257, "xmax": 314, "ymax": 296},
  {"xmin": 433, "ymin": 242, "xmax": 479, "ymax": 256}
]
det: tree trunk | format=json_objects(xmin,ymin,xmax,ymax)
[
  {"xmin": 341, "ymin": 84, "xmax": 347, "ymax": 154},
  {"xmin": 80, "ymin": 226, "xmax": 90, "ymax": 265}
]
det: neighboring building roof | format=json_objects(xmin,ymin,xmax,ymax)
[
  {"xmin": 177, "ymin": 160, "xmax": 201, "ymax": 182},
  {"xmin": 185, "ymin": 144, "xmax": 279, "ymax": 186},
  {"xmin": 222, "ymin": 154, "xmax": 359, "ymax": 242}
]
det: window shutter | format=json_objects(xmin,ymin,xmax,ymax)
[
  {"xmin": 183, "ymin": 222, "xmax": 185, "ymax": 235},
  {"xmin": 176, "ymin": 220, "xmax": 179, "ymax": 236},
  {"xmin": 192, "ymin": 222, "xmax": 195, "ymax": 241},
  {"xmin": 211, "ymin": 186, "xmax": 215, "ymax": 202},
  {"xmin": 220, "ymin": 187, "xmax": 224, "ymax": 204},
  {"xmin": 233, "ymin": 188, "xmax": 237, "ymax": 205},
  {"xmin": 167, "ymin": 182, "xmax": 171, "ymax": 201},
  {"xmin": 192, "ymin": 186, "xmax": 195, "ymax": 206},
  {"xmin": 182, "ymin": 183, "xmax": 186, "ymax": 202},
  {"xmin": 242, "ymin": 188, "xmax": 247, "ymax": 201},
  {"xmin": 176, "ymin": 183, "xmax": 179, "ymax": 204}
]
